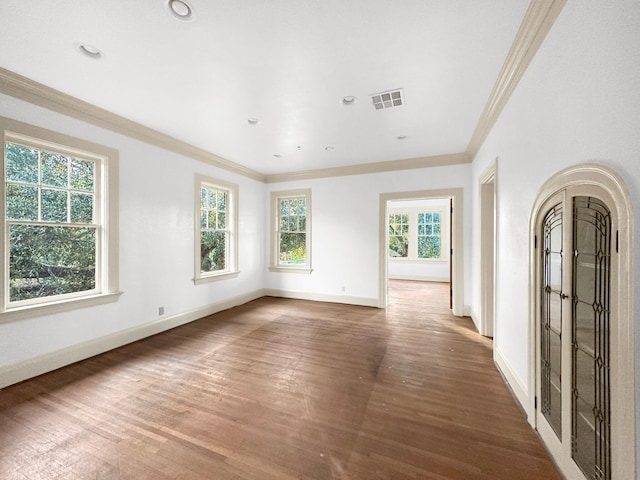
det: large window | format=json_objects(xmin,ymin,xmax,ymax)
[
  {"xmin": 388, "ymin": 208, "xmax": 444, "ymax": 261},
  {"xmin": 269, "ymin": 189, "xmax": 312, "ymax": 273},
  {"xmin": 1, "ymin": 116, "xmax": 120, "ymax": 319},
  {"xmin": 194, "ymin": 175, "xmax": 238, "ymax": 284}
]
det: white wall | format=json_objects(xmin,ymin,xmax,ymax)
[
  {"xmin": 388, "ymin": 198, "xmax": 450, "ymax": 282},
  {"xmin": 265, "ymin": 164, "xmax": 471, "ymax": 309},
  {"xmin": 0, "ymin": 94, "xmax": 266, "ymax": 376},
  {"xmin": 470, "ymin": 0, "xmax": 640, "ymax": 471}
]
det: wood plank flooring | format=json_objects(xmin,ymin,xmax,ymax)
[{"xmin": 0, "ymin": 281, "xmax": 561, "ymax": 479}]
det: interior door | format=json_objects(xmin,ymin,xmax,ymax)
[
  {"xmin": 449, "ymin": 197, "xmax": 453, "ymax": 310},
  {"xmin": 536, "ymin": 188, "xmax": 614, "ymax": 480}
]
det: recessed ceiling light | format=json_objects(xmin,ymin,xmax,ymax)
[
  {"xmin": 247, "ymin": 118, "xmax": 259, "ymax": 125},
  {"xmin": 340, "ymin": 96, "xmax": 357, "ymax": 106},
  {"xmin": 397, "ymin": 135, "xmax": 407, "ymax": 140},
  {"xmin": 168, "ymin": 0, "xmax": 194, "ymax": 20},
  {"xmin": 273, "ymin": 154, "xmax": 282, "ymax": 158},
  {"xmin": 325, "ymin": 146, "xmax": 335, "ymax": 151},
  {"xmin": 78, "ymin": 44, "xmax": 102, "ymax": 59}
]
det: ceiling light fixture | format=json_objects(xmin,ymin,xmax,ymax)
[
  {"xmin": 325, "ymin": 146, "xmax": 335, "ymax": 151},
  {"xmin": 273, "ymin": 154, "xmax": 282, "ymax": 158},
  {"xmin": 397, "ymin": 135, "xmax": 407, "ymax": 140},
  {"xmin": 78, "ymin": 44, "xmax": 102, "ymax": 59},
  {"xmin": 247, "ymin": 117, "xmax": 259, "ymax": 125},
  {"xmin": 340, "ymin": 96, "xmax": 357, "ymax": 106},
  {"xmin": 168, "ymin": 0, "xmax": 194, "ymax": 20}
]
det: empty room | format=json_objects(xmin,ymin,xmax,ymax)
[{"xmin": 0, "ymin": 1, "xmax": 638, "ymax": 479}]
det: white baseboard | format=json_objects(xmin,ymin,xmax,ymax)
[
  {"xmin": 263, "ymin": 288, "xmax": 379, "ymax": 308},
  {"xmin": 0, "ymin": 289, "xmax": 265, "ymax": 389},
  {"xmin": 494, "ymin": 347, "xmax": 531, "ymax": 421},
  {"xmin": 388, "ymin": 274, "xmax": 449, "ymax": 283}
]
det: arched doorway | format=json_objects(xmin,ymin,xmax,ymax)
[{"xmin": 528, "ymin": 164, "xmax": 635, "ymax": 479}]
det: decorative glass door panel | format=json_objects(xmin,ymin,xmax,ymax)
[
  {"xmin": 571, "ymin": 197, "xmax": 611, "ymax": 479},
  {"xmin": 541, "ymin": 203, "xmax": 564, "ymax": 438},
  {"xmin": 538, "ymin": 193, "xmax": 612, "ymax": 480}
]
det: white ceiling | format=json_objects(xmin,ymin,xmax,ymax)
[{"xmin": 0, "ymin": 0, "xmax": 530, "ymax": 175}]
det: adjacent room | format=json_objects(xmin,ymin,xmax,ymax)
[{"xmin": 0, "ymin": 1, "xmax": 638, "ymax": 479}]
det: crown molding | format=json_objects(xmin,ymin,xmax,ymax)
[
  {"xmin": 0, "ymin": 67, "xmax": 266, "ymax": 182},
  {"xmin": 265, "ymin": 152, "xmax": 472, "ymax": 184},
  {"xmin": 466, "ymin": 0, "xmax": 566, "ymax": 158}
]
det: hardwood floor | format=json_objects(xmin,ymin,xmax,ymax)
[{"xmin": 0, "ymin": 281, "xmax": 560, "ymax": 479}]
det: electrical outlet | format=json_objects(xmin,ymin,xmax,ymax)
[{"xmin": 158, "ymin": 306, "xmax": 164, "ymax": 316}]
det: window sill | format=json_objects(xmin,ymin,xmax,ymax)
[
  {"xmin": 268, "ymin": 266, "xmax": 313, "ymax": 274},
  {"xmin": 389, "ymin": 258, "xmax": 447, "ymax": 263},
  {"xmin": 0, "ymin": 291, "xmax": 123, "ymax": 323},
  {"xmin": 193, "ymin": 270, "xmax": 240, "ymax": 285}
]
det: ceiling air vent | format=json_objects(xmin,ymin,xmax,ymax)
[{"xmin": 370, "ymin": 89, "xmax": 404, "ymax": 110}]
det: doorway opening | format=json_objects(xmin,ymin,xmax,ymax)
[
  {"xmin": 379, "ymin": 188, "xmax": 464, "ymax": 315},
  {"xmin": 479, "ymin": 161, "xmax": 497, "ymax": 338}
]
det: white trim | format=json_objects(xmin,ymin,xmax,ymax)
[
  {"xmin": 194, "ymin": 175, "xmax": 239, "ymax": 284},
  {"xmin": 0, "ymin": 68, "xmax": 266, "ymax": 182},
  {"xmin": 379, "ymin": 189, "xmax": 464, "ymax": 314},
  {"xmin": 264, "ymin": 288, "xmax": 378, "ymax": 308},
  {"xmin": 479, "ymin": 159, "xmax": 497, "ymax": 337},
  {"xmin": 388, "ymin": 275, "xmax": 449, "ymax": 283},
  {"xmin": 269, "ymin": 188, "xmax": 312, "ymax": 273},
  {"xmin": 527, "ymin": 163, "xmax": 636, "ymax": 479},
  {"xmin": 265, "ymin": 153, "xmax": 471, "ymax": 183},
  {"xmin": 1, "ymin": 115, "xmax": 120, "ymax": 320},
  {"xmin": 495, "ymin": 347, "xmax": 530, "ymax": 419},
  {"xmin": 466, "ymin": 0, "xmax": 567, "ymax": 158},
  {"xmin": 0, "ymin": 289, "xmax": 265, "ymax": 389}
]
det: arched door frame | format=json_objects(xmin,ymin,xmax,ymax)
[
  {"xmin": 527, "ymin": 163, "xmax": 635, "ymax": 479},
  {"xmin": 379, "ymin": 188, "xmax": 464, "ymax": 315}
]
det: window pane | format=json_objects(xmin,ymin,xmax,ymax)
[
  {"xmin": 6, "ymin": 143, "xmax": 38, "ymax": 184},
  {"xmin": 218, "ymin": 211, "xmax": 226, "ymax": 229},
  {"xmin": 200, "ymin": 231, "xmax": 227, "ymax": 272},
  {"xmin": 70, "ymin": 159, "xmax": 94, "ymax": 192},
  {"xmin": 279, "ymin": 232, "xmax": 306, "ymax": 264},
  {"xmin": 217, "ymin": 191, "xmax": 226, "ymax": 211},
  {"xmin": 433, "ymin": 213, "xmax": 440, "ymax": 223},
  {"xmin": 389, "ymin": 235, "xmax": 408, "ymax": 257},
  {"xmin": 70, "ymin": 193, "xmax": 93, "ymax": 223},
  {"xmin": 207, "ymin": 210, "xmax": 217, "ymax": 228},
  {"xmin": 9, "ymin": 225, "xmax": 96, "ymax": 301},
  {"xmin": 6, "ymin": 184, "xmax": 38, "ymax": 221},
  {"xmin": 42, "ymin": 151, "xmax": 68, "ymax": 188},
  {"xmin": 41, "ymin": 188, "xmax": 68, "ymax": 222},
  {"xmin": 418, "ymin": 236, "xmax": 441, "ymax": 258},
  {"xmin": 200, "ymin": 187, "xmax": 208, "ymax": 208},
  {"xmin": 299, "ymin": 216, "xmax": 306, "ymax": 231}
]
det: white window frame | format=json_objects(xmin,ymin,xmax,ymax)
[
  {"xmin": 388, "ymin": 207, "xmax": 446, "ymax": 262},
  {"xmin": 269, "ymin": 189, "xmax": 312, "ymax": 274},
  {"xmin": 194, "ymin": 175, "xmax": 238, "ymax": 284},
  {"xmin": 0, "ymin": 116, "xmax": 120, "ymax": 322}
]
